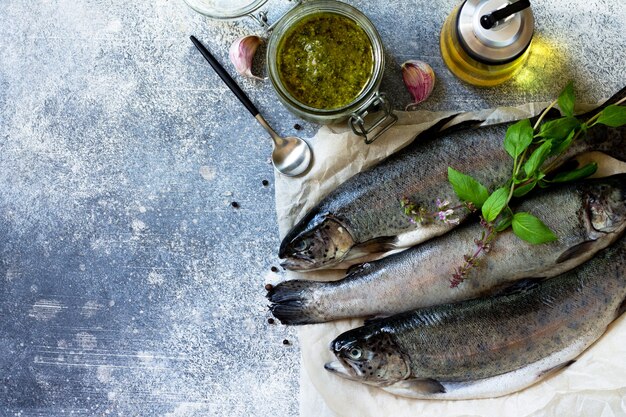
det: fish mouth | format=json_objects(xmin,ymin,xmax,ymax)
[
  {"xmin": 324, "ymin": 361, "xmax": 359, "ymax": 381},
  {"xmin": 279, "ymin": 257, "xmax": 316, "ymax": 271}
]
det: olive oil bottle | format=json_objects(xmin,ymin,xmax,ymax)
[{"xmin": 440, "ymin": 0, "xmax": 534, "ymax": 87}]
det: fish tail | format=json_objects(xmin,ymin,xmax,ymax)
[
  {"xmin": 577, "ymin": 86, "xmax": 626, "ymax": 119},
  {"xmin": 267, "ymin": 280, "xmax": 325, "ymax": 325}
]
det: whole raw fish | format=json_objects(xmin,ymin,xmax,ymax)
[
  {"xmin": 269, "ymin": 176, "xmax": 626, "ymax": 324},
  {"xmin": 325, "ymin": 237, "xmax": 626, "ymax": 399},
  {"xmin": 279, "ymin": 89, "xmax": 626, "ymax": 271}
]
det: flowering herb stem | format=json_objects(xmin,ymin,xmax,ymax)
[{"xmin": 450, "ymin": 218, "xmax": 496, "ymax": 288}]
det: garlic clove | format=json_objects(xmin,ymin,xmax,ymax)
[
  {"xmin": 401, "ymin": 60, "xmax": 435, "ymax": 110},
  {"xmin": 229, "ymin": 35, "xmax": 264, "ymax": 80}
]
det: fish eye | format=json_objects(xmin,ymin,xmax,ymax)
[
  {"xmin": 292, "ymin": 239, "xmax": 309, "ymax": 252},
  {"xmin": 347, "ymin": 347, "xmax": 362, "ymax": 360}
]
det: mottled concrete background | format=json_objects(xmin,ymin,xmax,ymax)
[{"xmin": 0, "ymin": 0, "xmax": 623, "ymax": 416}]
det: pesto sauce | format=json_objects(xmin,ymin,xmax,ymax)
[{"xmin": 277, "ymin": 12, "xmax": 374, "ymax": 110}]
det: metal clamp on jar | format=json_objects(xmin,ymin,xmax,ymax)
[
  {"xmin": 184, "ymin": 0, "xmax": 397, "ymax": 144},
  {"xmin": 440, "ymin": 0, "xmax": 534, "ymax": 87}
]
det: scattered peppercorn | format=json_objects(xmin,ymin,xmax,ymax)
[
  {"xmin": 265, "ymin": 283, "xmax": 273, "ymax": 291},
  {"xmin": 231, "ymin": 201, "xmax": 240, "ymax": 208},
  {"xmin": 262, "ymin": 179, "xmax": 270, "ymax": 187},
  {"xmin": 294, "ymin": 123, "xmax": 302, "ymax": 131},
  {"xmin": 271, "ymin": 266, "xmax": 279, "ymax": 273},
  {"xmin": 267, "ymin": 318, "xmax": 275, "ymax": 324},
  {"xmin": 282, "ymin": 339, "xmax": 290, "ymax": 345}
]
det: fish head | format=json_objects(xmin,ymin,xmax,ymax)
[
  {"xmin": 325, "ymin": 329, "xmax": 410, "ymax": 387},
  {"xmin": 584, "ymin": 177, "xmax": 626, "ymax": 236},
  {"xmin": 279, "ymin": 213, "xmax": 355, "ymax": 271}
]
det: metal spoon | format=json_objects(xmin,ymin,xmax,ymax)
[{"xmin": 190, "ymin": 36, "xmax": 312, "ymax": 177}]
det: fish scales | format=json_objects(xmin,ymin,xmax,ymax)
[
  {"xmin": 392, "ymin": 256, "xmax": 623, "ymax": 381},
  {"xmin": 326, "ymin": 238, "xmax": 626, "ymax": 398},
  {"xmin": 279, "ymin": 88, "xmax": 626, "ymax": 271},
  {"xmin": 269, "ymin": 176, "xmax": 626, "ymax": 324}
]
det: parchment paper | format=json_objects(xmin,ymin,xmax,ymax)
[{"xmin": 272, "ymin": 104, "xmax": 626, "ymax": 417}]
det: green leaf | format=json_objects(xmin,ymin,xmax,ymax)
[
  {"xmin": 481, "ymin": 188, "xmax": 509, "ymax": 223},
  {"xmin": 512, "ymin": 212, "xmax": 558, "ymax": 244},
  {"xmin": 550, "ymin": 162, "xmax": 598, "ymax": 183},
  {"xmin": 538, "ymin": 117, "xmax": 580, "ymax": 140},
  {"xmin": 504, "ymin": 119, "xmax": 534, "ymax": 159},
  {"xmin": 549, "ymin": 130, "xmax": 576, "ymax": 157},
  {"xmin": 557, "ymin": 81, "xmax": 575, "ymax": 117},
  {"xmin": 493, "ymin": 207, "xmax": 514, "ymax": 232},
  {"xmin": 448, "ymin": 167, "xmax": 490, "ymax": 208},
  {"xmin": 513, "ymin": 180, "xmax": 537, "ymax": 197},
  {"xmin": 596, "ymin": 105, "xmax": 626, "ymax": 127},
  {"xmin": 523, "ymin": 140, "xmax": 553, "ymax": 177}
]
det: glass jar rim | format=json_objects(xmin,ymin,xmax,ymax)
[
  {"xmin": 183, "ymin": 0, "xmax": 268, "ymax": 20},
  {"xmin": 267, "ymin": 0, "xmax": 386, "ymax": 118}
]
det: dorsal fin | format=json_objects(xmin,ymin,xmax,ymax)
[
  {"xmin": 556, "ymin": 241, "xmax": 597, "ymax": 264},
  {"xmin": 494, "ymin": 278, "xmax": 544, "ymax": 297}
]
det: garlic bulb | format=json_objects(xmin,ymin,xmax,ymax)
[
  {"xmin": 401, "ymin": 60, "xmax": 435, "ymax": 110},
  {"xmin": 229, "ymin": 35, "xmax": 263, "ymax": 80}
]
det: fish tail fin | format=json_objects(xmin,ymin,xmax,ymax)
[
  {"xmin": 577, "ymin": 86, "xmax": 626, "ymax": 119},
  {"xmin": 267, "ymin": 280, "xmax": 326, "ymax": 325}
]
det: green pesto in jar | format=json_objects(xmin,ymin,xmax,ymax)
[{"xmin": 276, "ymin": 12, "xmax": 374, "ymax": 110}]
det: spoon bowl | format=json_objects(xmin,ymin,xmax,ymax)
[{"xmin": 272, "ymin": 135, "xmax": 312, "ymax": 177}]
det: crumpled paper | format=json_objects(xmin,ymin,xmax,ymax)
[{"xmin": 272, "ymin": 104, "xmax": 626, "ymax": 417}]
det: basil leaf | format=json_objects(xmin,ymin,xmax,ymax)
[
  {"xmin": 504, "ymin": 119, "xmax": 534, "ymax": 159},
  {"xmin": 493, "ymin": 207, "xmax": 514, "ymax": 232},
  {"xmin": 481, "ymin": 187, "xmax": 509, "ymax": 223},
  {"xmin": 549, "ymin": 130, "xmax": 576, "ymax": 157},
  {"xmin": 538, "ymin": 117, "xmax": 580, "ymax": 140},
  {"xmin": 596, "ymin": 105, "xmax": 626, "ymax": 128},
  {"xmin": 523, "ymin": 140, "xmax": 553, "ymax": 177},
  {"xmin": 448, "ymin": 167, "xmax": 490, "ymax": 208},
  {"xmin": 550, "ymin": 162, "xmax": 598, "ymax": 183},
  {"xmin": 513, "ymin": 180, "xmax": 537, "ymax": 197},
  {"xmin": 557, "ymin": 81, "xmax": 575, "ymax": 117},
  {"xmin": 512, "ymin": 212, "xmax": 558, "ymax": 244}
]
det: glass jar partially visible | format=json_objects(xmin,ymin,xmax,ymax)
[
  {"xmin": 183, "ymin": 0, "xmax": 270, "ymax": 25},
  {"xmin": 266, "ymin": 1, "xmax": 396, "ymax": 143}
]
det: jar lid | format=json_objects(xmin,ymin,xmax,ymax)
[
  {"xmin": 183, "ymin": 0, "xmax": 268, "ymax": 20},
  {"xmin": 457, "ymin": 0, "xmax": 534, "ymax": 64}
]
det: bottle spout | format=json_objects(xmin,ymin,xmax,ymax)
[{"xmin": 480, "ymin": 0, "xmax": 531, "ymax": 30}]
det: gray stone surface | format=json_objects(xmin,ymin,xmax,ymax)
[{"xmin": 0, "ymin": 0, "xmax": 623, "ymax": 416}]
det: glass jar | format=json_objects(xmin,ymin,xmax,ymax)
[
  {"xmin": 183, "ymin": 0, "xmax": 269, "ymax": 20},
  {"xmin": 266, "ymin": 1, "xmax": 396, "ymax": 143}
]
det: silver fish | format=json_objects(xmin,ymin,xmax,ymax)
[
  {"xmin": 268, "ymin": 176, "xmax": 626, "ymax": 324},
  {"xmin": 279, "ymin": 90, "xmax": 626, "ymax": 271},
  {"xmin": 324, "ymin": 238, "xmax": 626, "ymax": 400}
]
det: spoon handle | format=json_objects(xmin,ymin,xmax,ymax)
[{"xmin": 190, "ymin": 36, "xmax": 260, "ymax": 117}]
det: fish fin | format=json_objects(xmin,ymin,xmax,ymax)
[
  {"xmin": 345, "ymin": 262, "xmax": 372, "ymax": 277},
  {"xmin": 412, "ymin": 114, "xmax": 462, "ymax": 142},
  {"xmin": 494, "ymin": 278, "xmax": 544, "ymax": 297},
  {"xmin": 442, "ymin": 118, "xmax": 486, "ymax": 134},
  {"xmin": 363, "ymin": 315, "xmax": 392, "ymax": 327},
  {"xmin": 266, "ymin": 280, "xmax": 324, "ymax": 325},
  {"xmin": 382, "ymin": 378, "xmax": 446, "ymax": 397},
  {"xmin": 350, "ymin": 236, "xmax": 398, "ymax": 257},
  {"xmin": 576, "ymin": 86, "xmax": 626, "ymax": 120},
  {"xmin": 537, "ymin": 359, "xmax": 576, "ymax": 378},
  {"xmin": 556, "ymin": 241, "xmax": 597, "ymax": 264},
  {"xmin": 618, "ymin": 297, "xmax": 626, "ymax": 317},
  {"xmin": 411, "ymin": 114, "xmax": 486, "ymax": 145}
]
